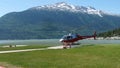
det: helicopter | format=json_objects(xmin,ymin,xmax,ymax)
[{"xmin": 59, "ymin": 31, "xmax": 96, "ymax": 49}]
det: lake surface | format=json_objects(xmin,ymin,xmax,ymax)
[
  {"xmin": 0, "ymin": 39, "xmax": 60, "ymax": 46},
  {"xmin": 0, "ymin": 39, "xmax": 120, "ymax": 45}
]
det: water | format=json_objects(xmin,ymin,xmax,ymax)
[
  {"xmin": 0, "ymin": 39, "xmax": 120, "ymax": 45},
  {"xmin": 0, "ymin": 39, "xmax": 60, "ymax": 46}
]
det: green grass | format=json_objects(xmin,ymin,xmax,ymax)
[{"xmin": 0, "ymin": 44, "xmax": 120, "ymax": 68}]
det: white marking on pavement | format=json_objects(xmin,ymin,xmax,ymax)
[{"xmin": 0, "ymin": 45, "xmax": 79, "ymax": 54}]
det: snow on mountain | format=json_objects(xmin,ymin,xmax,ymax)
[
  {"xmin": 29, "ymin": 2, "xmax": 104, "ymax": 17},
  {"xmin": 86, "ymin": 7, "xmax": 103, "ymax": 17}
]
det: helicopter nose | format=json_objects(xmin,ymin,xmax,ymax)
[{"xmin": 59, "ymin": 39, "xmax": 64, "ymax": 42}]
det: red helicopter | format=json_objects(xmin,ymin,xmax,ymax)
[{"xmin": 59, "ymin": 32, "xmax": 96, "ymax": 49}]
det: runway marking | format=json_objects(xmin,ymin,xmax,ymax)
[
  {"xmin": 0, "ymin": 46, "xmax": 63, "ymax": 54},
  {"xmin": 0, "ymin": 45, "xmax": 80, "ymax": 54}
]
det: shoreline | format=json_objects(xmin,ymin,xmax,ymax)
[{"xmin": 87, "ymin": 36, "xmax": 120, "ymax": 40}]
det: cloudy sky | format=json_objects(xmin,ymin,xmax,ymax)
[{"xmin": 0, "ymin": 0, "xmax": 119, "ymax": 17}]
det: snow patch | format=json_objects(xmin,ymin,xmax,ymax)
[{"xmin": 29, "ymin": 2, "xmax": 104, "ymax": 17}]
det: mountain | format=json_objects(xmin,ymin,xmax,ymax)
[
  {"xmin": 0, "ymin": 2, "xmax": 120, "ymax": 39},
  {"xmin": 30, "ymin": 2, "xmax": 104, "ymax": 17}
]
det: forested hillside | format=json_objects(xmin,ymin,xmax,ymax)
[{"xmin": 98, "ymin": 28, "xmax": 120, "ymax": 37}]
